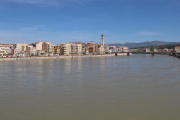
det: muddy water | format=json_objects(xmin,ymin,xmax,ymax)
[{"xmin": 0, "ymin": 55, "xmax": 180, "ymax": 120}]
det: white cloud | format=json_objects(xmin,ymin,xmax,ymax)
[
  {"xmin": 0, "ymin": 0, "xmax": 96, "ymax": 7},
  {"xmin": 0, "ymin": 29, "xmax": 97, "ymax": 44},
  {"xmin": 1, "ymin": 0, "xmax": 59, "ymax": 6},
  {"xmin": 0, "ymin": 29, "xmax": 118, "ymax": 44},
  {"xmin": 137, "ymin": 31, "xmax": 162, "ymax": 36}
]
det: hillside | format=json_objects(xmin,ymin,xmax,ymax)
[{"xmin": 108, "ymin": 40, "xmax": 180, "ymax": 49}]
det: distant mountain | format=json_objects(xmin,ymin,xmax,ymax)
[{"xmin": 108, "ymin": 40, "xmax": 180, "ymax": 49}]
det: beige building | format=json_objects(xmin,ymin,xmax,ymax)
[
  {"xmin": 76, "ymin": 44, "xmax": 82, "ymax": 54},
  {"xmin": 143, "ymin": 48, "xmax": 151, "ymax": 52},
  {"xmin": 35, "ymin": 42, "xmax": 44, "ymax": 51},
  {"xmin": 71, "ymin": 44, "xmax": 77, "ymax": 54},
  {"xmin": 60, "ymin": 43, "xmax": 71, "ymax": 55},
  {"xmin": 25, "ymin": 45, "xmax": 37, "ymax": 55},
  {"xmin": 122, "ymin": 47, "xmax": 129, "ymax": 52},
  {"xmin": 35, "ymin": 42, "xmax": 52, "ymax": 55},
  {"xmin": 30, "ymin": 47, "xmax": 37, "ymax": 55},
  {"xmin": 0, "ymin": 49, "xmax": 8, "ymax": 57},
  {"xmin": 16, "ymin": 43, "xmax": 27, "ymax": 52},
  {"xmin": 71, "ymin": 44, "xmax": 82, "ymax": 54},
  {"xmin": 174, "ymin": 46, "xmax": 180, "ymax": 52},
  {"xmin": 98, "ymin": 46, "xmax": 105, "ymax": 54},
  {"xmin": 46, "ymin": 42, "xmax": 53, "ymax": 54}
]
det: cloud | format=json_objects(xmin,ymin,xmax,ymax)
[
  {"xmin": 22, "ymin": 27, "xmax": 38, "ymax": 30},
  {"xmin": 137, "ymin": 31, "xmax": 162, "ymax": 36},
  {"xmin": 0, "ymin": 0, "xmax": 95, "ymax": 7},
  {"xmin": 1, "ymin": 0, "xmax": 59, "ymax": 6},
  {"xmin": 0, "ymin": 28, "xmax": 118, "ymax": 44},
  {"xmin": 0, "ymin": 29, "xmax": 97, "ymax": 44}
]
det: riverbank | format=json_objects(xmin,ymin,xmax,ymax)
[{"xmin": 0, "ymin": 53, "xmax": 130, "ymax": 61}]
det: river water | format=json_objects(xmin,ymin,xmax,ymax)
[{"xmin": 0, "ymin": 55, "xmax": 180, "ymax": 120}]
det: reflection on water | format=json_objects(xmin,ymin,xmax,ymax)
[{"xmin": 0, "ymin": 55, "xmax": 180, "ymax": 120}]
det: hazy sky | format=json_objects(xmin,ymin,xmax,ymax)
[{"xmin": 0, "ymin": 0, "xmax": 180, "ymax": 44}]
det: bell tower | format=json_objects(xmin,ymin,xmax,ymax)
[{"xmin": 101, "ymin": 35, "xmax": 104, "ymax": 46}]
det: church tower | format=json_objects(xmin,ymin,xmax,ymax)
[{"xmin": 101, "ymin": 35, "xmax": 104, "ymax": 46}]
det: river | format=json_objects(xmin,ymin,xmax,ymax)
[{"xmin": 0, "ymin": 55, "xmax": 180, "ymax": 120}]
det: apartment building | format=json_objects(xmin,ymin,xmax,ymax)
[
  {"xmin": 25, "ymin": 45, "xmax": 36, "ymax": 55},
  {"xmin": 76, "ymin": 44, "xmax": 82, "ymax": 54},
  {"xmin": 75, "ymin": 42, "xmax": 86, "ymax": 54},
  {"xmin": 11, "ymin": 48, "xmax": 21, "ymax": 56},
  {"xmin": 122, "ymin": 47, "xmax": 129, "ymax": 52},
  {"xmin": 0, "ymin": 44, "xmax": 13, "ymax": 48},
  {"xmin": 71, "ymin": 44, "xmax": 77, "ymax": 54},
  {"xmin": 46, "ymin": 42, "xmax": 53, "ymax": 54},
  {"xmin": 35, "ymin": 42, "xmax": 43, "ymax": 50},
  {"xmin": 174, "ymin": 46, "xmax": 180, "ymax": 52},
  {"xmin": 116, "ymin": 47, "xmax": 123, "ymax": 52},
  {"xmin": 52, "ymin": 46, "xmax": 61, "ymax": 55},
  {"xmin": 35, "ymin": 42, "xmax": 52, "ymax": 55},
  {"xmin": 86, "ymin": 42, "xmax": 95, "ymax": 54},
  {"xmin": 0, "ymin": 49, "xmax": 8, "ymax": 57},
  {"xmin": 60, "ymin": 43, "xmax": 71, "ymax": 55},
  {"xmin": 109, "ymin": 46, "xmax": 117, "ymax": 52},
  {"xmin": 143, "ymin": 48, "xmax": 151, "ymax": 52},
  {"xmin": 15, "ymin": 43, "xmax": 27, "ymax": 52}
]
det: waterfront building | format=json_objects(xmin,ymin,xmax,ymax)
[
  {"xmin": 122, "ymin": 47, "xmax": 129, "ymax": 52},
  {"xmin": 98, "ymin": 45, "xmax": 105, "ymax": 54},
  {"xmin": 104, "ymin": 45, "xmax": 110, "ymax": 53},
  {"xmin": 60, "ymin": 43, "xmax": 71, "ymax": 55},
  {"xmin": 15, "ymin": 43, "xmax": 28, "ymax": 52},
  {"xmin": 35, "ymin": 42, "xmax": 53, "ymax": 55},
  {"xmin": 46, "ymin": 42, "xmax": 53, "ymax": 54},
  {"xmin": 0, "ymin": 44, "xmax": 13, "ymax": 48},
  {"xmin": 11, "ymin": 48, "xmax": 21, "ymax": 56},
  {"xmin": 52, "ymin": 45, "xmax": 61, "ymax": 55},
  {"xmin": 0, "ymin": 35, "xmax": 134, "ymax": 56},
  {"xmin": 30, "ymin": 47, "xmax": 37, "ymax": 56},
  {"xmin": 116, "ymin": 47, "xmax": 123, "ymax": 52},
  {"xmin": 109, "ymin": 46, "xmax": 117, "ymax": 52},
  {"xmin": 143, "ymin": 48, "xmax": 151, "ymax": 52},
  {"xmin": 75, "ymin": 42, "xmax": 86, "ymax": 54},
  {"xmin": 71, "ymin": 44, "xmax": 82, "ymax": 54},
  {"xmin": 25, "ymin": 45, "xmax": 37, "ymax": 56},
  {"xmin": 0, "ymin": 47, "xmax": 12, "ymax": 56},
  {"xmin": 35, "ymin": 42, "xmax": 43, "ymax": 51},
  {"xmin": 36, "ymin": 50, "xmax": 46, "ymax": 56},
  {"xmin": 154, "ymin": 49, "xmax": 157, "ymax": 52},
  {"xmin": 71, "ymin": 44, "xmax": 77, "ymax": 54},
  {"xmin": 86, "ymin": 42, "xmax": 95, "ymax": 54},
  {"xmin": 25, "ymin": 45, "xmax": 32, "ymax": 55},
  {"xmin": 163, "ymin": 48, "xmax": 169, "ymax": 52},
  {"xmin": 0, "ymin": 49, "xmax": 8, "ymax": 57},
  {"xmin": 76, "ymin": 44, "xmax": 82, "ymax": 54},
  {"xmin": 174, "ymin": 46, "xmax": 180, "ymax": 52}
]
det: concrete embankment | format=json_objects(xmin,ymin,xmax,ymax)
[{"xmin": 0, "ymin": 53, "xmax": 129, "ymax": 61}]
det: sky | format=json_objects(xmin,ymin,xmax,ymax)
[{"xmin": 0, "ymin": 0, "xmax": 180, "ymax": 44}]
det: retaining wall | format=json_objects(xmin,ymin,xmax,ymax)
[{"xmin": 0, "ymin": 53, "xmax": 129, "ymax": 61}]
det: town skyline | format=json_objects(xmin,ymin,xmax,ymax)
[{"xmin": 0, "ymin": 0, "xmax": 180, "ymax": 44}]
